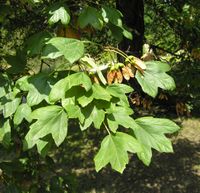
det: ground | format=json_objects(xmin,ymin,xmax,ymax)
[{"xmin": 72, "ymin": 118, "xmax": 200, "ymax": 193}]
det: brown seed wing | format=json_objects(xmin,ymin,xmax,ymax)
[
  {"xmin": 116, "ymin": 69, "xmax": 123, "ymax": 83},
  {"xmin": 107, "ymin": 70, "xmax": 116, "ymax": 84}
]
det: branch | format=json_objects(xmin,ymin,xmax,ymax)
[{"xmin": 150, "ymin": 44, "xmax": 181, "ymax": 57}]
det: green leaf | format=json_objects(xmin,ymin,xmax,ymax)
[
  {"xmin": 106, "ymin": 105, "xmax": 133, "ymax": 116},
  {"xmin": 0, "ymin": 118, "xmax": 11, "ymax": 147},
  {"xmin": 90, "ymin": 106, "xmax": 105, "ymax": 129},
  {"xmin": 80, "ymin": 56, "xmax": 107, "ymax": 85},
  {"xmin": 135, "ymin": 63, "xmax": 176, "ymax": 97},
  {"xmin": 80, "ymin": 104, "xmax": 105, "ymax": 130},
  {"xmin": 137, "ymin": 144, "xmax": 152, "ymax": 166},
  {"xmin": 36, "ymin": 139, "xmax": 49, "ymax": 156},
  {"xmin": 107, "ymin": 23, "xmax": 123, "ymax": 42},
  {"xmin": 36, "ymin": 137, "xmax": 53, "ymax": 157},
  {"xmin": 131, "ymin": 117, "xmax": 180, "ymax": 165},
  {"xmin": 101, "ymin": 6, "xmax": 123, "ymax": 27},
  {"xmin": 102, "ymin": 6, "xmax": 132, "ymax": 40},
  {"xmin": 46, "ymin": 37, "xmax": 84, "ymax": 63},
  {"xmin": 14, "ymin": 103, "xmax": 32, "ymax": 125},
  {"xmin": 106, "ymin": 114, "xmax": 118, "ymax": 133},
  {"xmin": 108, "ymin": 83, "xmax": 134, "ymax": 93},
  {"xmin": 92, "ymin": 83, "xmax": 111, "ymax": 101},
  {"xmin": 122, "ymin": 27, "xmax": 133, "ymax": 40},
  {"xmin": 78, "ymin": 6, "xmax": 103, "ymax": 30},
  {"xmin": 49, "ymin": 72, "xmax": 92, "ymax": 102},
  {"xmin": 113, "ymin": 112, "xmax": 135, "ymax": 129},
  {"xmin": 3, "ymin": 98, "xmax": 21, "ymax": 118},
  {"xmin": 105, "ymin": 104, "xmax": 135, "ymax": 130},
  {"xmin": 48, "ymin": 6, "xmax": 70, "ymax": 25},
  {"xmin": 4, "ymin": 50, "xmax": 27, "ymax": 74},
  {"xmin": 25, "ymin": 105, "xmax": 68, "ymax": 148},
  {"xmin": 94, "ymin": 132, "xmax": 141, "ymax": 173},
  {"xmin": 25, "ymin": 31, "xmax": 52, "ymax": 56},
  {"xmin": 145, "ymin": 61, "xmax": 171, "ymax": 72},
  {"xmin": 135, "ymin": 117, "xmax": 180, "ymax": 134},
  {"xmin": 77, "ymin": 90, "xmax": 93, "ymax": 107},
  {"xmin": 106, "ymin": 84, "xmax": 133, "ymax": 106},
  {"xmin": 63, "ymin": 104, "xmax": 84, "ymax": 123},
  {"xmin": 26, "ymin": 73, "xmax": 55, "ymax": 106},
  {"xmin": 15, "ymin": 76, "xmax": 30, "ymax": 91},
  {"xmin": 41, "ymin": 44, "xmax": 62, "ymax": 59}
]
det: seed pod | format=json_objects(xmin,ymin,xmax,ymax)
[
  {"xmin": 116, "ymin": 69, "xmax": 123, "ymax": 83},
  {"xmin": 107, "ymin": 70, "xmax": 116, "ymax": 84},
  {"xmin": 133, "ymin": 57, "xmax": 146, "ymax": 70},
  {"xmin": 122, "ymin": 67, "xmax": 130, "ymax": 80},
  {"xmin": 122, "ymin": 66, "xmax": 134, "ymax": 80},
  {"xmin": 126, "ymin": 56, "xmax": 146, "ymax": 72}
]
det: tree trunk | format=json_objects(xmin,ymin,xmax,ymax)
[{"xmin": 116, "ymin": 0, "xmax": 144, "ymax": 57}]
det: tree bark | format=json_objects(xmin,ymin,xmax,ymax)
[{"xmin": 116, "ymin": 0, "xmax": 144, "ymax": 57}]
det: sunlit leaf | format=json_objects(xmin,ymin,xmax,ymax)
[
  {"xmin": 94, "ymin": 132, "xmax": 141, "ymax": 173},
  {"xmin": 131, "ymin": 117, "xmax": 180, "ymax": 165},
  {"xmin": 0, "ymin": 118, "xmax": 11, "ymax": 147},
  {"xmin": 3, "ymin": 98, "xmax": 21, "ymax": 118},
  {"xmin": 92, "ymin": 83, "xmax": 111, "ymax": 101},
  {"xmin": 14, "ymin": 103, "xmax": 32, "ymax": 125},
  {"xmin": 46, "ymin": 37, "xmax": 84, "ymax": 63},
  {"xmin": 25, "ymin": 105, "xmax": 68, "ymax": 148},
  {"xmin": 48, "ymin": 6, "xmax": 70, "ymax": 25},
  {"xmin": 135, "ymin": 61, "xmax": 175, "ymax": 97}
]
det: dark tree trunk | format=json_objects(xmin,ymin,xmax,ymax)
[{"xmin": 116, "ymin": 0, "xmax": 144, "ymax": 57}]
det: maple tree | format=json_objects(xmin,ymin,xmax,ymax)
[{"xmin": 0, "ymin": 0, "xmax": 182, "ymax": 191}]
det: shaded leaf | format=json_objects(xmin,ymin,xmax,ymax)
[
  {"xmin": 80, "ymin": 104, "xmax": 105, "ymax": 130},
  {"xmin": 0, "ymin": 118, "xmax": 11, "ymax": 147},
  {"xmin": 26, "ymin": 73, "xmax": 55, "ymax": 106},
  {"xmin": 25, "ymin": 31, "xmax": 52, "ymax": 56},
  {"xmin": 4, "ymin": 50, "xmax": 27, "ymax": 74},
  {"xmin": 49, "ymin": 72, "xmax": 92, "ymax": 102},
  {"xmin": 78, "ymin": 6, "xmax": 103, "ymax": 30},
  {"xmin": 63, "ymin": 104, "xmax": 84, "ymax": 123},
  {"xmin": 41, "ymin": 44, "xmax": 62, "ymax": 59},
  {"xmin": 101, "ymin": 6, "xmax": 122, "ymax": 26}
]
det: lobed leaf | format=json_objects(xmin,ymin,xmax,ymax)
[
  {"xmin": 48, "ymin": 6, "xmax": 70, "ymax": 25},
  {"xmin": 25, "ymin": 105, "xmax": 68, "ymax": 148},
  {"xmin": 46, "ymin": 37, "xmax": 84, "ymax": 63},
  {"xmin": 131, "ymin": 117, "xmax": 180, "ymax": 165},
  {"xmin": 78, "ymin": 6, "xmax": 103, "ymax": 30},
  {"xmin": 25, "ymin": 31, "xmax": 52, "ymax": 56},
  {"xmin": 14, "ymin": 103, "xmax": 32, "ymax": 125},
  {"xmin": 94, "ymin": 132, "xmax": 141, "ymax": 173},
  {"xmin": 135, "ymin": 61, "xmax": 175, "ymax": 97},
  {"xmin": 49, "ymin": 72, "xmax": 92, "ymax": 102}
]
